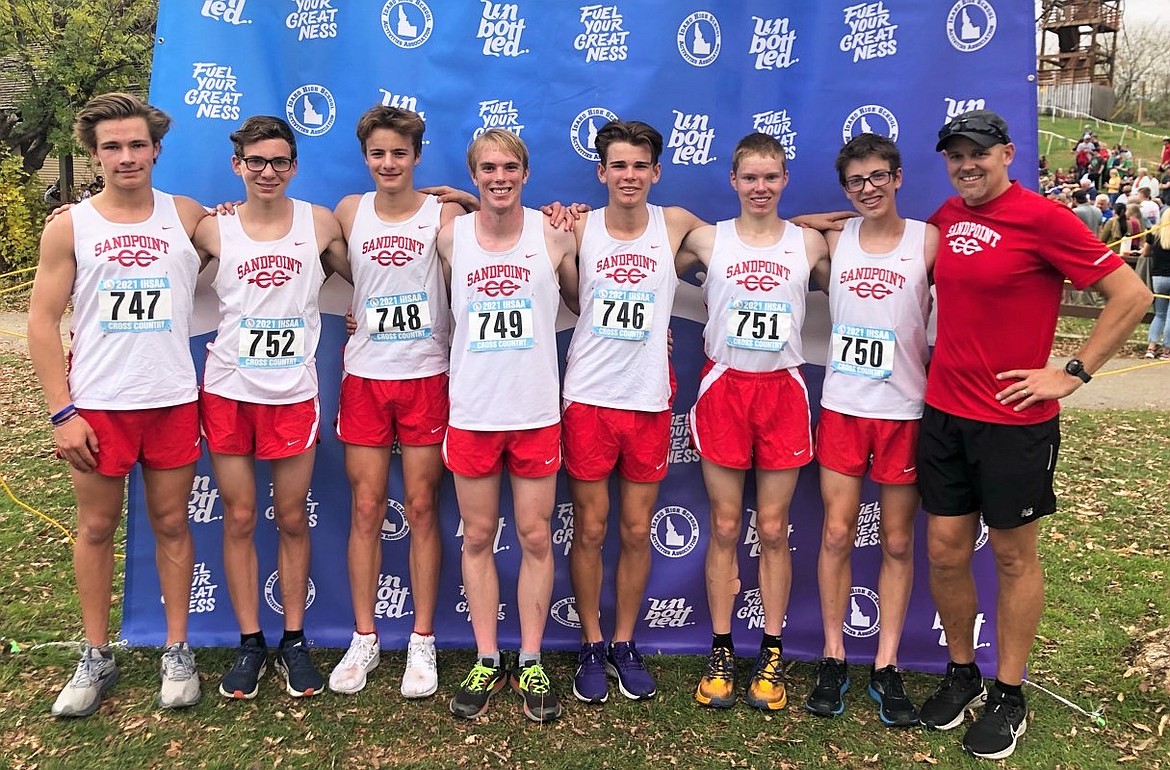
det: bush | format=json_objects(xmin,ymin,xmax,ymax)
[{"xmin": 0, "ymin": 149, "xmax": 47, "ymax": 281}]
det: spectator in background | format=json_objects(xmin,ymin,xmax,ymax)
[
  {"xmin": 1098, "ymin": 201, "xmax": 1133, "ymax": 254},
  {"xmin": 1134, "ymin": 168, "xmax": 1159, "ymax": 199},
  {"xmin": 1095, "ymin": 194, "xmax": 1113, "ymax": 222},
  {"xmin": 1158, "ymin": 163, "xmax": 1170, "ymax": 208},
  {"xmin": 1071, "ymin": 190, "xmax": 1102, "ymax": 233},
  {"xmin": 1142, "ymin": 208, "xmax": 1170, "ymax": 359},
  {"xmin": 1127, "ymin": 203, "xmax": 1145, "ymax": 239},
  {"xmin": 1117, "ymin": 183, "xmax": 1132, "ymax": 207},
  {"xmin": 1105, "ymin": 168, "xmax": 1122, "ymax": 203},
  {"xmin": 1160, "ymin": 137, "xmax": 1170, "ymax": 171},
  {"xmin": 1136, "ymin": 188, "xmax": 1160, "ymax": 227}
]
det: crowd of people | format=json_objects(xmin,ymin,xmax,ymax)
[
  {"xmin": 1039, "ymin": 129, "xmax": 1170, "ymax": 359},
  {"xmin": 27, "ymin": 93, "xmax": 1152, "ymax": 763}
]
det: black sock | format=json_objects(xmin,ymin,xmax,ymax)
[
  {"xmin": 241, "ymin": 631, "xmax": 266, "ymax": 648},
  {"xmin": 761, "ymin": 634, "xmax": 782, "ymax": 652},
  {"xmin": 712, "ymin": 633, "xmax": 734, "ymax": 652},
  {"xmin": 995, "ymin": 680, "xmax": 1023, "ymax": 701},
  {"xmin": 280, "ymin": 629, "xmax": 305, "ymax": 647},
  {"xmin": 952, "ymin": 660, "xmax": 979, "ymax": 675}
]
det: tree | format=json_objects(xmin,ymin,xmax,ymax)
[
  {"xmin": 1112, "ymin": 20, "xmax": 1170, "ymax": 125},
  {"xmin": 0, "ymin": 0, "xmax": 158, "ymax": 174}
]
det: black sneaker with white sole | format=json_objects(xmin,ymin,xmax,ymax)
[
  {"xmin": 919, "ymin": 661, "xmax": 987, "ymax": 730},
  {"xmin": 962, "ymin": 684, "xmax": 1027, "ymax": 760}
]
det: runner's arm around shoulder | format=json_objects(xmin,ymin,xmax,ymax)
[
  {"xmin": 420, "ymin": 185, "xmax": 480, "ymax": 213},
  {"xmin": 27, "ymin": 215, "xmax": 99, "ymax": 472},
  {"xmin": 923, "ymin": 223, "xmax": 939, "ymax": 279},
  {"xmin": 664, "ymin": 205, "xmax": 708, "ymax": 257},
  {"xmin": 435, "ymin": 220, "xmax": 454, "ymax": 289},
  {"xmin": 790, "ymin": 211, "xmax": 857, "ymax": 232},
  {"xmin": 174, "ymin": 196, "xmax": 213, "ymax": 270},
  {"xmin": 192, "ymin": 211, "xmax": 222, "ymax": 264},
  {"xmin": 333, "ymin": 193, "xmax": 362, "ymax": 241},
  {"xmin": 314, "ymin": 205, "xmax": 352, "ymax": 284},
  {"xmin": 675, "ymin": 222, "xmax": 715, "ymax": 275},
  {"xmin": 805, "ymin": 226, "xmax": 831, "ymax": 292},
  {"xmin": 546, "ymin": 222, "xmax": 580, "ymax": 315}
]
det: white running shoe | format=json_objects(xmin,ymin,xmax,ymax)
[
  {"xmin": 158, "ymin": 641, "xmax": 201, "ymax": 709},
  {"xmin": 51, "ymin": 642, "xmax": 119, "ymax": 718},
  {"xmin": 328, "ymin": 632, "xmax": 380, "ymax": 694},
  {"xmin": 401, "ymin": 633, "xmax": 438, "ymax": 699}
]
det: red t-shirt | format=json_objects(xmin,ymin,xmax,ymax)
[{"xmin": 926, "ymin": 181, "xmax": 1123, "ymax": 425}]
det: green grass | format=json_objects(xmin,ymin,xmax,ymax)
[
  {"xmin": 2, "ymin": 347, "xmax": 1170, "ymax": 768},
  {"xmin": 1039, "ymin": 115, "xmax": 1169, "ymax": 174}
]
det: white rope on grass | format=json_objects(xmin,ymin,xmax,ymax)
[{"xmin": 1024, "ymin": 677, "xmax": 1107, "ymax": 727}]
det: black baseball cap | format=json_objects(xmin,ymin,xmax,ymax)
[{"xmin": 935, "ymin": 109, "xmax": 1012, "ymax": 151}]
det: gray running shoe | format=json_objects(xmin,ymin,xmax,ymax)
[
  {"xmin": 51, "ymin": 642, "xmax": 119, "ymax": 718},
  {"xmin": 158, "ymin": 641, "xmax": 201, "ymax": 709}
]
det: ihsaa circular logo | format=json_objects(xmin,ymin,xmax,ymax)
[
  {"xmin": 650, "ymin": 505, "xmax": 699, "ymax": 558},
  {"xmin": 382, "ymin": 0, "xmax": 433, "ymax": 49},
  {"xmin": 843, "ymin": 586, "xmax": 880, "ymax": 638},
  {"xmin": 842, "ymin": 104, "xmax": 899, "ymax": 143},
  {"xmin": 264, "ymin": 571, "xmax": 317, "ymax": 615},
  {"xmin": 380, "ymin": 498, "xmax": 410, "ymax": 542},
  {"xmin": 676, "ymin": 11, "xmax": 720, "ymax": 68},
  {"xmin": 946, "ymin": 0, "xmax": 997, "ymax": 53},
  {"xmin": 550, "ymin": 597, "xmax": 582, "ymax": 629},
  {"xmin": 285, "ymin": 84, "xmax": 336, "ymax": 137},
  {"xmin": 570, "ymin": 107, "xmax": 619, "ymax": 162}
]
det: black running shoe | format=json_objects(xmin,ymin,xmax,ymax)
[
  {"xmin": 219, "ymin": 638, "xmax": 267, "ymax": 700},
  {"xmin": 962, "ymin": 684, "xmax": 1027, "ymax": 760},
  {"xmin": 804, "ymin": 657, "xmax": 849, "ymax": 717},
  {"xmin": 868, "ymin": 665, "xmax": 919, "ymax": 727},
  {"xmin": 275, "ymin": 637, "xmax": 323, "ymax": 697},
  {"xmin": 919, "ymin": 661, "xmax": 987, "ymax": 730},
  {"xmin": 511, "ymin": 661, "xmax": 562, "ymax": 723},
  {"xmin": 449, "ymin": 659, "xmax": 506, "ymax": 718}
]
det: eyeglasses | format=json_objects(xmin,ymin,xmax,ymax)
[
  {"xmin": 238, "ymin": 155, "xmax": 294, "ymax": 173},
  {"xmin": 843, "ymin": 169, "xmax": 895, "ymax": 193},
  {"xmin": 937, "ymin": 116, "xmax": 1011, "ymax": 146}
]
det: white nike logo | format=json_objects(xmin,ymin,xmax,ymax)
[
  {"xmin": 794, "ymin": 448, "xmax": 807, "ymax": 456},
  {"xmin": 902, "ymin": 466, "xmax": 916, "ymax": 474},
  {"xmin": 287, "ymin": 439, "xmax": 301, "ymax": 447},
  {"xmin": 655, "ymin": 462, "xmax": 666, "ymax": 471},
  {"xmin": 544, "ymin": 457, "xmax": 557, "ymax": 465},
  {"xmin": 430, "ymin": 426, "xmax": 444, "ymax": 434}
]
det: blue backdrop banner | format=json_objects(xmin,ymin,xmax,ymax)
[{"xmin": 124, "ymin": 0, "xmax": 1037, "ymax": 673}]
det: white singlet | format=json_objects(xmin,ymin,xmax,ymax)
[
  {"xmin": 703, "ymin": 219, "xmax": 809, "ymax": 372},
  {"xmin": 202, "ymin": 199, "xmax": 325, "ymax": 404},
  {"xmin": 447, "ymin": 208, "xmax": 560, "ymax": 431},
  {"xmin": 343, "ymin": 192, "xmax": 449, "ymax": 380},
  {"xmin": 562, "ymin": 205, "xmax": 677, "ymax": 411},
  {"xmin": 821, "ymin": 217, "xmax": 931, "ymax": 420},
  {"xmin": 68, "ymin": 190, "xmax": 200, "ymax": 409}
]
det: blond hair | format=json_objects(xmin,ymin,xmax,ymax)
[{"xmin": 466, "ymin": 129, "xmax": 528, "ymax": 174}]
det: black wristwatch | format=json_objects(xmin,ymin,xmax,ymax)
[{"xmin": 1065, "ymin": 358, "xmax": 1092, "ymax": 383}]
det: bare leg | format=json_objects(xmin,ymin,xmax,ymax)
[
  {"xmin": 343, "ymin": 444, "xmax": 393, "ymax": 633},
  {"xmin": 568, "ymin": 477, "xmax": 610, "ymax": 643},
  {"xmin": 927, "ymin": 512, "xmax": 980, "ymax": 664},
  {"xmin": 213, "ymin": 452, "xmax": 260, "ymax": 634},
  {"xmin": 511, "ymin": 474, "xmax": 557, "ymax": 654},
  {"xmin": 142, "ymin": 463, "xmax": 198, "ymax": 645},
  {"xmin": 612, "ymin": 478, "xmax": 658, "ymax": 642},
  {"xmin": 816, "ymin": 467, "xmax": 863, "ymax": 660},
  {"xmin": 873, "ymin": 483, "xmax": 918, "ymax": 669},
  {"xmin": 453, "ymin": 472, "xmax": 503, "ymax": 655},
  {"xmin": 988, "ymin": 522, "xmax": 1043, "ymax": 685},
  {"xmin": 754, "ymin": 469, "xmax": 799, "ymax": 637},
  {"xmin": 70, "ymin": 470, "xmax": 126, "ymax": 646},
  {"xmin": 269, "ymin": 449, "xmax": 316, "ymax": 631},
  {"xmin": 400, "ymin": 444, "xmax": 444, "ymax": 634},
  {"xmin": 701, "ymin": 460, "xmax": 746, "ymax": 635}
]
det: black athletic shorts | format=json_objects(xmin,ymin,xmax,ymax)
[{"xmin": 916, "ymin": 405, "xmax": 1060, "ymax": 529}]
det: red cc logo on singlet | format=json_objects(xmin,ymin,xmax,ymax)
[
  {"xmin": 478, "ymin": 280, "xmax": 522, "ymax": 297},
  {"xmin": 108, "ymin": 249, "xmax": 157, "ymax": 267},
  {"xmin": 604, "ymin": 268, "xmax": 648, "ymax": 285},
  {"xmin": 371, "ymin": 250, "xmax": 414, "ymax": 268},
  {"xmin": 735, "ymin": 274, "xmax": 780, "ymax": 292},
  {"xmin": 248, "ymin": 270, "xmax": 292, "ymax": 288},
  {"xmin": 848, "ymin": 281, "xmax": 894, "ymax": 300}
]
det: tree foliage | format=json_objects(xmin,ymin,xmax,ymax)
[
  {"xmin": 0, "ymin": 0, "xmax": 158, "ymax": 173},
  {"xmin": 1112, "ymin": 20, "xmax": 1170, "ymax": 125},
  {"xmin": 0, "ymin": 146, "xmax": 45, "ymax": 275}
]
